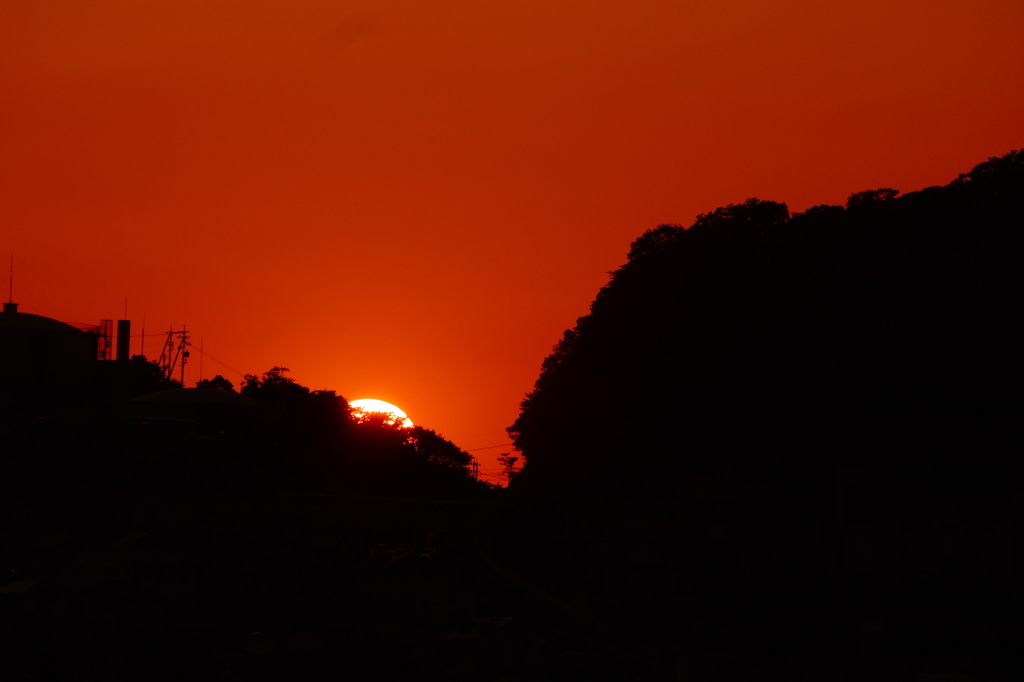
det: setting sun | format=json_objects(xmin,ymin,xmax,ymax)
[{"xmin": 349, "ymin": 398, "xmax": 414, "ymax": 429}]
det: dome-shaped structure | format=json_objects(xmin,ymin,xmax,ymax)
[
  {"xmin": 133, "ymin": 387, "xmax": 258, "ymax": 407},
  {"xmin": 0, "ymin": 302, "xmax": 98, "ymax": 390},
  {"xmin": 0, "ymin": 303, "xmax": 86, "ymax": 334}
]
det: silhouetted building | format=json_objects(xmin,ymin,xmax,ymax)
[{"xmin": 0, "ymin": 302, "xmax": 98, "ymax": 392}]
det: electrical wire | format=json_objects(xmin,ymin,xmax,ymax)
[
  {"xmin": 467, "ymin": 443, "xmax": 515, "ymax": 452},
  {"xmin": 198, "ymin": 348, "xmax": 247, "ymax": 379}
]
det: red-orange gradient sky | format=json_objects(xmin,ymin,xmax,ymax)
[{"xmin": 3, "ymin": 1, "xmax": 1022, "ymax": 480}]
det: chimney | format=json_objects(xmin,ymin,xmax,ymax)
[{"xmin": 116, "ymin": 319, "xmax": 131, "ymax": 361}]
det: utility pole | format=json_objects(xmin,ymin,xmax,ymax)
[
  {"xmin": 179, "ymin": 327, "xmax": 190, "ymax": 384},
  {"xmin": 157, "ymin": 326, "xmax": 191, "ymax": 383}
]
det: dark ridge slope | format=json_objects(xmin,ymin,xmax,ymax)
[{"xmin": 509, "ymin": 150, "xmax": 1022, "ymax": 504}]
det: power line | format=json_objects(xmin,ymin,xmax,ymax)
[
  {"xmin": 467, "ymin": 443, "xmax": 514, "ymax": 452},
  {"xmin": 198, "ymin": 348, "xmax": 248, "ymax": 379}
]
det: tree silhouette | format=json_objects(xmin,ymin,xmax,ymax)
[
  {"xmin": 408, "ymin": 426, "xmax": 471, "ymax": 470},
  {"xmin": 350, "ymin": 408, "xmax": 412, "ymax": 453},
  {"xmin": 127, "ymin": 354, "xmax": 182, "ymax": 396},
  {"xmin": 240, "ymin": 366, "xmax": 310, "ymax": 403},
  {"xmin": 497, "ymin": 453, "xmax": 521, "ymax": 482},
  {"xmin": 845, "ymin": 187, "xmax": 899, "ymax": 209},
  {"xmin": 195, "ymin": 374, "xmax": 235, "ymax": 392}
]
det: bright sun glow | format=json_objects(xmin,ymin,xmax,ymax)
[{"xmin": 349, "ymin": 398, "xmax": 414, "ymax": 428}]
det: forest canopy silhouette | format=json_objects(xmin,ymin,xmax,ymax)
[
  {"xmin": 509, "ymin": 150, "xmax": 1021, "ymax": 507},
  {"xmin": 1, "ymin": 360, "xmax": 490, "ymax": 500}
]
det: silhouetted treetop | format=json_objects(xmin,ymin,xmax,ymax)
[
  {"xmin": 497, "ymin": 453, "xmax": 521, "ymax": 482},
  {"xmin": 195, "ymin": 374, "xmax": 235, "ymax": 392},
  {"xmin": 409, "ymin": 426, "xmax": 473, "ymax": 471},
  {"xmin": 689, "ymin": 197, "xmax": 790, "ymax": 236},
  {"xmin": 625, "ymin": 198, "xmax": 790, "ymax": 263},
  {"xmin": 127, "ymin": 354, "xmax": 182, "ymax": 396},
  {"xmin": 846, "ymin": 187, "xmax": 899, "ymax": 209},
  {"xmin": 241, "ymin": 366, "xmax": 310, "ymax": 404},
  {"xmin": 627, "ymin": 223, "xmax": 684, "ymax": 261},
  {"xmin": 954, "ymin": 148, "xmax": 1024, "ymax": 190}
]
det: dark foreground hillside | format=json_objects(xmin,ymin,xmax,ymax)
[{"xmin": 504, "ymin": 151, "xmax": 1022, "ymax": 679}]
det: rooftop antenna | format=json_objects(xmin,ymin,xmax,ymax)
[{"xmin": 3, "ymin": 255, "xmax": 15, "ymax": 314}]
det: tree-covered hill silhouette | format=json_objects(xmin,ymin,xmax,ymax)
[
  {"xmin": 499, "ymin": 150, "xmax": 1021, "ymax": 678},
  {"xmin": 1, "ymin": 356, "xmax": 492, "ymax": 501},
  {"xmin": 509, "ymin": 150, "xmax": 1021, "ymax": 508}
]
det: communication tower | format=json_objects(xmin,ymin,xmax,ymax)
[{"xmin": 97, "ymin": 320, "xmax": 113, "ymax": 360}]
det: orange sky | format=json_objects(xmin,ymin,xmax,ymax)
[{"xmin": 3, "ymin": 1, "xmax": 1022, "ymax": 481}]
